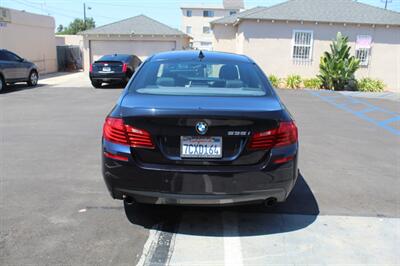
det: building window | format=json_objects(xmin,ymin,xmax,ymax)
[
  {"xmin": 186, "ymin": 10, "xmax": 192, "ymax": 17},
  {"xmin": 203, "ymin": 26, "xmax": 211, "ymax": 34},
  {"xmin": 292, "ymin": 30, "xmax": 313, "ymax": 61},
  {"xmin": 355, "ymin": 35, "xmax": 372, "ymax": 66},
  {"xmin": 229, "ymin": 11, "xmax": 237, "ymax": 15},
  {"xmin": 203, "ymin": 10, "xmax": 214, "ymax": 17},
  {"xmin": 186, "ymin": 26, "xmax": 192, "ymax": 34}
]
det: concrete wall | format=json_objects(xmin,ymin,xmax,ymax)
[
  {"xmin": 212, "ymin": 20, "xmax": 400, "ymax": 92},
  {"xmin": 0, "ymin": 8, "xmax": 57, "ymax": 74},
  {"xmin": 212, "ymin": 24, "xmax": 237, "ymax": 53},
  {"xmin": 55, "ymin": 34, "xmax": 84, "ymax": 47},
  {"xmin": 81, "ymin": 35, "xmax": 191, "ymax": 71},
  {"xmin": 181, "ymin": 7, "xmax": 238, "ymax": 50}
]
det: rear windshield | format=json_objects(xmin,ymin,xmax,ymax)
[
  {"xmin": 128, "ymin": 60, "xmax": 271, "ymax": 97},
  {"xmin": 98, "ymin": 55, "xmax": 129, "ymax": 62}
]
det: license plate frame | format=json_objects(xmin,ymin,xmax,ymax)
[{"xmin": 180, "ymin": 136, "xmax": 222, "ymax": 159}]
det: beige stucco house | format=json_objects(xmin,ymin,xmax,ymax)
[
  {"xmin": 211, "ymin": 0, "xmax": 400, "ymax": 92},
  {"xmin": 79, "ymin": 15, "xmax": 191, "ymax": 72},
  {"xmin": 0, "ymin": 7, "xmax": 57, "ymax": 74},
  {"xmin": 181, "ymin": 0, "xmax": 244, "ymax": 51}
]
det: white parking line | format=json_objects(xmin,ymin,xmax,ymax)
[
  {"xmin": 136, "ymin": 224, "xmax": 161, "ymax": 266},
  {"xmin": 222, "ymin": 212, "xmax": 244, "ymax": 266},
  {"xmin": 137, "ymin": 212, "xmax": 399, "ymax": 265}
]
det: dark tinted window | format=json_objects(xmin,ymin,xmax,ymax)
[
  {"xmin": 0, "ymin": 51, "xmax": 7, "ymax": 61},
  {"xmin": 0, "ymin": 51, "xmax": 21, "ymax": 61},
  {"xmin": 203, "ymin": 10, "xmax": 214, "ymax": 17},
  {"xmin": 6, "ymin": 51, "xmax": 21, "ymax": 61},
  {"xmin": 98, "ymin": 54, "xmax": 130, "ymax": 62},
  {"xmin": 129, "ymin": 60, "xmax": 271, "ymax": 97}
]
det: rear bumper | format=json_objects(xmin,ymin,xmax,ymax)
[
  {"xmin": 102, "ymin": 141, "xmax": 299, "ymax": 206},
  {"xmin": 117, "ymin": 188, "xmax": 287, "ymax": 206},
  {"xmin": 90, "ymin": 72, "xmax": 126, "ymax": 81}
]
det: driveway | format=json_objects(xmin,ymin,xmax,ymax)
[{"xmin": 1, "ymin": 73, "xmax": 399, "ymax": 265}]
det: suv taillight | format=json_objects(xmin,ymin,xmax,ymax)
[
  {"xmin": 103, "ymin": 117, "xmax": 155, "ymax": 149},
  {"xmin": 89, "ymin": 63, "xmax": 93, "ymax": 72},
  {"xmin": 248, "ymin": 121, "xmax": 298, "ymax": 150}
]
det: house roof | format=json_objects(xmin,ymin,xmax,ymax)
[
  {"xmin": 211, "ymin": 0, "xmax": 400, "ymax": 26},
  {"xmin": 80, "ymin": 15, "xmax": 187, "ymax": 36},
  {"xmin": 211, "ymin": 6, "xmax": 265, "ymax": 24}
]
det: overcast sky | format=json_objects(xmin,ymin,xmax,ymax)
[{"xmin": 2, "ymin": 0, "xmax": 399, "ymax": 30}]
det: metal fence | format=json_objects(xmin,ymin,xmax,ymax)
[{"xmin": 56, "ymin": 45, "xmax": 82, "ymax": 71}]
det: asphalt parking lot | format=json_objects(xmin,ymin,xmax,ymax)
[{"xmin": 1, "ymin": 72, "xmax": 399, "ymax": 265}]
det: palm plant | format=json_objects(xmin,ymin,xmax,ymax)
[{"xmin": 318, "ymin": 32, "xmax": 360, "ymax": 91}]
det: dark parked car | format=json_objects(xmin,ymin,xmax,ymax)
[
  {"xmin": 0, "ymin": 49, "xmax": 38, "ymax": 92},
  {"xmin": 89, "ymin": 54, "xmax": 141, "ymax": 88},
  {"xmin": 102, "ymin": 51, "xmax": 298, "ymax": 210}
]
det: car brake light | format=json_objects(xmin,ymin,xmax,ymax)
[
  {"xmin": 103, "ymin": 117, "xmax": 155, "ymax": 149},
  {"xmin": 122, "ymin": 63, "xmax": 128, "ymax": 72},
  {"xmin": 248, "ymin": 121, "xmax": 298, "ymax": 150},
  {"xmin": 89, "ymin": 63, "xmax": 93, "ymax": 72}
]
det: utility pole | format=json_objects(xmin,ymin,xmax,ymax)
[
  {"xmin": 381, "ymin": 0, "xmax": 392, "ymax": 9},
  {"xmin": 83, "ymin": 3, "xmax": 87, "ymax": 30}
]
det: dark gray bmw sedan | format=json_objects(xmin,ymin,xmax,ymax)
[{"xmin": 102, "ymin": 51, "xmax": 298, "ymax": 209}]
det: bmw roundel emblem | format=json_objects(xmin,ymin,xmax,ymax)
[{"xmin": 195, "ymin": 121, "xmax": 208, "ymax": 135}]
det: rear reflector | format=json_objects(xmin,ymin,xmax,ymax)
[
  {"xmin": 103, "ymin": 117, "xmax": 155, "ymax": 149},
  {"xmin": 122, "ymin": 63, "xmax": 128, "ymax": 72},
  {"xmin": 104, "ymin": 152, "xmax": 129, "ymax": 162},
  {"xmin": 273, "ymin": 156, "xmax": 294, "ymax": 164},
  {"xmin": 248, "ymin": 121, "xmax": 298, "ymax": 150}
]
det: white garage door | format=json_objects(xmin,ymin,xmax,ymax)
[{"xmin": 90, "ymin": 40, "xmax": 176, "ymax": 62}]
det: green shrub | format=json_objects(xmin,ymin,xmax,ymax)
[
  {"xmin": 318, "ymin": 32, "xmax": 360, "ymax": 91},
  {"xmin": 286, "ymin": 75, "xmax": 302, "ymax": 89},
  {"xmin": 357, "ymin": 78, "xmax": 385, "ymax": 92},
  {"xmin": 268, "ymin": 74, "xmax": 280, "ymax": 88},
  {"xmin": 303, "ymin": 78, "xmax": 322, "ymax": 89}
]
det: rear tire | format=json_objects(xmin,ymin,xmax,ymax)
[
  {"xmin": 27, "ymin": 70, "xmax": 38, "ymax": 87},
  {"xmin": 0, "ymin": 76, "xmax": 6, "ymax": 93},
  {"xmin": 91, "ymin": 80, "xmax": 102, "ymax": 88}
]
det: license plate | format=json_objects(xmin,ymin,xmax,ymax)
[
  {"xmin": 102, "ymin": 67, "xmax": 111, "ymax": 72},
  {"xmin": 180, "ymin": 136, "xmax": 222, "ymax": 158}
]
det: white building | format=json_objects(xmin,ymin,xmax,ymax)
[
  {"xmin": 181, "ymin": 0, "xmax": 244, "ymax": 50},
  {"xmin": 211, "ymin": 0, "xmax": 400, "ymax": 92},
  {"xmin": 0, "ymin": 7, "xmax": 57, "ymax": 74}
]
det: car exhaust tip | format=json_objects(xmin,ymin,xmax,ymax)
[
  {"xmin": 123, "ymin": 195, "xmax": 135, "ymax": 205},
  {"xmin": 264, "ymin": 197, "xmax": 277, "ymax": 207}
]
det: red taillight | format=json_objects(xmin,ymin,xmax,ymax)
[
  {"xmin": 248, "ymin": 121, "xmax": 298, "ymax": 150},
  {"xmin": 103, "ymin": 117, "xmax": 155, "ymax": 149},
  {"xmin": 122, "ymin": 63, "xmax": 128, "ymax": 72},
  {"xmin": 89, "ymin": 63, "xmax": 93, "ymax": 72}
]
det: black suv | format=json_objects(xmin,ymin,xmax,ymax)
[
  {"xmin": 89, "ymin": 54, "xmax": 141, "ymax": 88},
  {"xmin": 0, "ymin": 49, "xmax": 39, "ymax": 92}
]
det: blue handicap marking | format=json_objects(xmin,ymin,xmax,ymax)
[{"xmin": 309, "ymin": 90, "xmax": 400, "ymax": 136}]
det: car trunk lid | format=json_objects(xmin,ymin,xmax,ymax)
[
  {"xmin": 120, "ymin": 94, "xmax": 287, "ymax": 166},
  {"xmin": 92, "ymin": 60, "xmax": 124, "ymax": 72}
]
